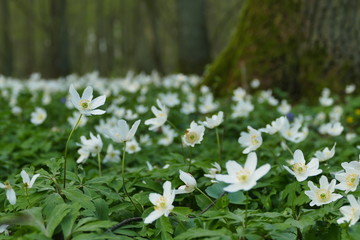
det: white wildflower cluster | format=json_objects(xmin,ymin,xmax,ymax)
[{"xmin": 2, "ymin": 72, "xmax": 360, "ymax": 234}]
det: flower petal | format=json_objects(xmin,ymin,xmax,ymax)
[
  {"xmin": 144, "ymin": 210, "xmax": 163, "ymax": 224},
  {"xmin": 21, "ymin": 170, "xmax": 30, "ymax": 185},
  {"xmin": 91, "ymin": 95, "xmax": 106, "ymax": 109},
  {"xmin": 253, "ymin": 164, "xmax": 271, "ymax": 181},
  {"xmin": 127, "ymin": 120, "xmax": 141, "ymax": 140},
  {"xmin": 81, "ymin": 86, "xmax": 93, "ymax": 100},
  {"xmin": 6, "ymin": 189, "xmax": 16, "ymax": 205},
  {"xmin": 245, "ymin": 152, "xmax": 257, "ymax": 173}
]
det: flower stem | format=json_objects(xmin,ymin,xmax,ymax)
[
  {"xmin": 25, "ymin": 187, "xmax": 31, "ymax": 208},
  {"xmin": 196, "ymin": 187, "xmax": 216, "ymax": 207},
  {"xmin": 282, "ymin": 140, "xmax": 293, "ymax": 156},
  {"xmin": 122, "ymin": 142, "xmax": 142, "ymax": 213},
  {"xmin": 63, "ymin": 114, "xmax": 83, "ymax": 189},
  {"xmin": 187, "ymin": 147, "xmax": 193, "ymax": 172},
  {"xmin": 244, "ymin": 191, "xmax": 249, "ymax": 228},
  {"xmin": 215, "ymin": 128, "xmax": 222, "ymax": 162},
  {"xmin": 97, "ymin": 152, "xmax": 102, "ymax": 176}
]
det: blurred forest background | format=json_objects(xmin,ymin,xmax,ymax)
[{"xmin": 1, "ymin": 0, "xmax": 360, "ymax": 98}]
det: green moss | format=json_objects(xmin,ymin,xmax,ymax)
[{"xmin": 203, "ymin": 0, "xmax": 357, "ymax": 101}]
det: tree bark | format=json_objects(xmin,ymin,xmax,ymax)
[
  {"xmin": 176, "ymin": 0, "xmax": 211, "ymax": 74},
  {"xmin": 0, "ymin": 0, "xmax": 14, "ymax": 76},
  {"xmin": 48, "ymin": 0, "xmax": 70, "ymax": 78}
]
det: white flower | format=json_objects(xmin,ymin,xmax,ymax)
[
  {"xmin": 175, "ymin": 170, "xmax": 197, "ymax": 194},
  {"xmin": 182, "ymin": 121, "xmax": 205, "ymax": 147},
  {"xmin": 250, "ymin": 79, "xmax": 260, "ymax": 89},
  {"xmin": 337, "ymin": 195, "xmax": 360, "ymax": 226},
  {"xmin": 126, "ymin": 139, "xmax": 141, "ymax": 154},
  {"xmin": 319, "ymin": 88, "xmax": 334, "ymax": 106},
  {"xmin": 204, "ymin": 162, "xmax": 221, "ymax": 183},
  {"xmin": 103, "ymin": 144, "xmax": 121, "ymax": 163},
  {"xmin": 314, "ymin": 143, "xmax": 336, "ymax": 162},
  {"xmin": 335, "ymin": 161, "xmax": 360, "ymax": 193},
  {"xmin": 260, "ymin": 116, "xmax": 287, "ymax": 135},
  {"xmin": 144, "ymin": 181, "xmax": 175, "ymax": 224},
  {"xmin": 231, "ymin": 98, "xmax": 254, "ymax": 118},
  {"xmin": 232, "ymin": 87, "xmax": 247, "ymax": 102},
  {"xmin": 69, "ymin": 85, "xmax": 106, "ymax": 116},
  {"xmin": 329, "ymin": 106, "xmax": 343, "ymax": 122},
  {"xmin": 319, "ymin": 122, "xmax": 344, "ymax": 136},
  {"xmin": 346, "ymin": 133, "xmax": 356, "ymax": 142},
  {"xmin": 199, "ymin": 94, "xmax": 218, "ymax": 114},
  {"xmin": 345, "ymin": 84, "xmax": 356, "ymax": 94},
  {"xmin": 145, "ymin": 99, "xmax": 168, "ymax": 131},
  {"xmin": 199, "ymin": 111, "xmax": 224, "ymax": 129},
  {"xmin": 283, "ymin": 149, "xmax": 322, "ymax": 182},
  {"xmin": 30, "ymin": 107, "xmax": 47, "ymax": 125},
  {"xmin": 76, "ymin": 148, "xmax": 90, "ymax": 164},
  {"xmin": 11, "ymin": 106, "xmax": 22, "ymax": 116},
  {"xmin": 181, "ymin": 102, "xmax": 196, "ymax": 115},
  {"xmin": 279, "ymin": 119, "xmax": 308, "ymax": 143},
  {"xmin": 106, "ymin": 119, "xmax": 141, "ymax": 143},
  {"xmin": 0, "ymin": 182, "xmax": 16, "ymax": 205},
  {"xmin": 305, "ymin": 175, "xmax": 342, "ymax": 206},
  {"xmin": 158, "ymin": 125, "xmax": 178, "ymax": 146},
  {"xmin": 77, "ymin": 132, "xmax": 103, "ymax": 156},
  {"xmin": 159, "ymin": 93, "xmax": 180, "ymax": 107},
  {"xmin": 238, "ymin": 126, "xmax": 262, "ymax": 154},
  {"xmin": 0, "ymin": 224, "xmax": 9, "ymax": 235},
  {"xmin": 21, "ymin": 170, "xmax": 40, "ymax": 189},
  {"xmin": 215, "ymin": 152, "xmax": 270, "ymax": 192},
  {"xmin": 277, "ymin": 100, "xmax": 291, "ymax": 115}
]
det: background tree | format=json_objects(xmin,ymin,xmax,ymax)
[{"xmin": 203, "ymin": 0, "xmax": 360, "ymax": 99}]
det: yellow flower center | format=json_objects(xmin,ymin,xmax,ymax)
[
  {"xmin": 154, "ymin": 196, "xmax": 167, "ymax": 210},
  {"xmin": 129, "ymin": 145, "xmax": 137, "ymax": 151},
  {"xmin": 236, "ymin": 168, "xmax": 251, "ymax": 183},
  {"xmin": 346, "ymin": 174, "xmax": 358, "ymax": 187},
  {"xmin": 316, "ymin": 189, "xmax": 331, "ymax": 202},
  {"xmin": 79, "ymin": 100, "xmax": 91, "ymax": 110},
  {"xmin": 251, "ymin": 135, "xmax": 259, "ymax": 145},
  {"xmin": 185, "ymin": 131, "xmax": 199, "ymax": 144},
  {"xmin": 293, "ymin": 163, "xmax": 308, "ymax": 174}
]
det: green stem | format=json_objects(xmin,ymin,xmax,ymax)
[
  {"xmin": 215, "ymin": 128, "xmax": 222, "ymax": 162},
  {"xmin": 245, "ymin": 191, "xmax": 249, "ymax": 228},
  {"xmin": 97, "ymin": 152, "xmax": 102, "ymax": 176},
  {"xmin": 63, "ymin": 114, "xmax": 83, "ymax": 188},
  {"xmin": 282, "ymin": 140, "xmax": 293, "ymax": 156},
  {"xmin": 188, "ymin": 147, "xmax": 193, "ymax": 172},
  {"xmin": 196, "ymin": 187, "xmax": 216, "ymax": 207},
  {"xmin": 122, "ymin": 142, "xmax": 142, "ymax": 213},
  {"xmin": 25, "ymin": 187, "xmax": 31, "ymax": 208}
]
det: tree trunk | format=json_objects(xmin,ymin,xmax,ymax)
[
  {"xmin": 203, "ymin": 0, "xmax": 360, "ymax": 99},
  {"xmin": 0, "ymin": 0, "xmax": 14, "ymax": 76},
  {"xmin": 176, "ymin": 0, "xmax": 211, "ymax": 74},
  {"xmin": 48, "ymin": 0, "xmax": 70, "ymax": 78}
]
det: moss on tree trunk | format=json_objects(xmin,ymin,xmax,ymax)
[{"xmin": 203, "ymin": 0, "xmax": 360, "ymax": 100}]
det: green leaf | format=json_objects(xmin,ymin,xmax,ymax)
[
  {"xmin": 155, "ymin": 216, "xmax": 173, "ymax": 240},
  {"xmin": 74, "ymin": 220, "xmax": 115, "ymax": 232},
  {"xmin": 45, "ymin": 203, "xmax": 71, "ymax": 237},
  {"xmin": 63, "ymin": 188, "xmax": 95, "ymax": 211},
  {"xmin": 205, "ymin": 182, "xmax": 226, "ymax": 199},
  {"xmin": 228, "ymin": 191, "xmax": 246, "ymax": 204},
  {"xmin": 94, "ymin": 198, "xmax": 109, "ymax": 220},
  {"xmin": 61, "ymin": 203, "xmax": 82, "ymax": 239},
  {"xmin": 174, "ymin": 228, "xmax": 232, "ymax": 240}
]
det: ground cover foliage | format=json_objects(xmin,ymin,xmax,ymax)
[{"xmin": 0, "ymin": 73, "xmax": 360, "ymax": 239}]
